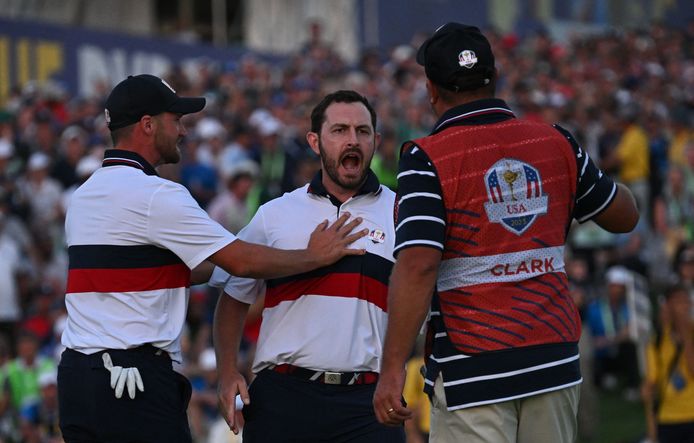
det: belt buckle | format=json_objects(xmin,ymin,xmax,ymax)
[{"xmin": 323, "ymin": 371, "xmax": 342, "ymax": 384}]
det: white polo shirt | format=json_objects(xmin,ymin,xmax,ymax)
[
  {"xmin": 62, "ymin": 149, "xmax": 236, "ymax": 362},
  {"xmin": 210, "ymin": 171, "xmax": 395, "ymax": 374}
]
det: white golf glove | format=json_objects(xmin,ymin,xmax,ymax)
[{"xmin": 102, "ymin": 352, "xmax": 144, "ymax": 399}]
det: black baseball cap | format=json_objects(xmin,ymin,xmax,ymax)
[
  {"xmin": 416, "ymin": 22, "xmax": 495, "ymax": 92},
  {"xmin": 104, "ymin": 74, "xmax": 206, "ymax": 130}
]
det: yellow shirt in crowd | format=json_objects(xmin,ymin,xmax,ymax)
[
  {"xmin": 668, "ymin": 129, "xmax": 694, "ymax": 168},
  {"xmin": 616, "ymin": 124, "xmax": 650, "ymax": 184},
  {"xmin": 646, "ymin": 328, "xmax": 694, "ymax": 424}
]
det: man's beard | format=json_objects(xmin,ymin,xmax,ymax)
[
  {"xmin": 155, "ymin": 130, "xmax": 181, "ymax": 164},
  {"xmin": 318, "ymin": 139, "xmax": 370, "ymax": 190}
]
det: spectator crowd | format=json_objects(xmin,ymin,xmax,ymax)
[{"xmin": 0, "ymin": 19, "xmax": 693, "ymax": 442}]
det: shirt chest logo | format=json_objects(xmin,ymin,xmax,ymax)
[
  {"xmin": 368, "ymin": 228, "xmax": 386, "ymax": 244},
  {"xmin": 483, "ymin": 158, "xmax": 548, "ymax": 235}
]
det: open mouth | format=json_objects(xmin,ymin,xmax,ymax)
[{"xmin": 340, "ymin": 151, "xmax": 362, "ymax": 173}]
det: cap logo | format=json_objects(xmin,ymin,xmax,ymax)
[
  {"xmin": 160, "ymin": 78, "xmax": 176, "ymax": 93},
  {"xmin": 104, "ymin": 109, "xmax": 111, "ymax": 124},
  {"xmin": 458, "ymin": 50, "xmax": 478, "ymax": 68}
]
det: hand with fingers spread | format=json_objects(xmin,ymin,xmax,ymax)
[
  {"xmin": 102, "ymin": 353, "xmax": 144, "ymax": 399},
  {"xmin": 373, "ymin": 367, "xmax": 412, "ymax": 426},
  {"xmin": 217, "ymin": 371, "xmax": 249, "ymax": 434},
  {"xmin": 307, "ymin": 212, "xmax": 368, "ymax": 266}
]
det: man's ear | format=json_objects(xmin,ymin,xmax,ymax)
[
  {"xmin": 140, "ymin": 115, "xmax": 155, "ymax": 136},
  {"xmin": 426, "ymin": 78, "xmax": 439, "ymax": 106},
  {"xmin": 306, "ymin": 131, "xmax": 320, "ymax": 156}
]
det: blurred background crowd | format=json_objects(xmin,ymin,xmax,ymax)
[{"xmin": 1, "ymin": 1, "xmax": 694, "ymax": 442}]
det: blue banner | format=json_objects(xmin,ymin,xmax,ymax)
[{"xmin": 0, "ymin": 17, "xmax": 254, "ymax": 103}]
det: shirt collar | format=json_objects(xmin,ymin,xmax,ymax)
[
  {"xmin": 307, "ymin": 169, "xmax": 382, "ymax": 205},
  {"xmin": 432, "ymin": 98, "xmax": 515, "ymax": 134},
  {"xmin": 102, "ymin": 149, "xmax": 159, "ymax": 176}
]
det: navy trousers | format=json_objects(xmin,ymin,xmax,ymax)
[
  {"xmin": 242, "ymin": 369, "xmax": 405, "ymax": 443},
  {"xmin": 58, "ymin": 346, "xmax": 192, "ymax": 443}
]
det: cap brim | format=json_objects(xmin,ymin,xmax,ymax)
[{"xmin": 168, "ymin": 97, "xmax": 206, "ymax": 115}]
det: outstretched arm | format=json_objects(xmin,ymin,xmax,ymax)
[{"xmin": 209, "ymin": 212, "xmax": 367, "ymax": 279}]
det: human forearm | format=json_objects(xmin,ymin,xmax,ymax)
[
  {"xmin": 213, "ymin": 294, "xmax": 249, "ymax": 376},
  {"xmin": 213, "ymin": 293, "xmax": 251, "ymax": 433},
  {"xmin": 210, "ymin": 239, "xmax": 320, "ymax": 279},
  {"xmin": 381, "ymin": 247, "xmax": 441, "ymax": 374},
  {"xmin": 209, "ymin": 214, "xmax": 367, "ymax": 279},
  {"xmin": 641, "ymin": 381, "xmax": 657, "ymax": 441},
  {"xmin": 374, "ymin": 247, "xmax": 440, "ymax": 426}
]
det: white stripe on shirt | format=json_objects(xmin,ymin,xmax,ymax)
[
  {"xmin": 577, "ymin": 182, "xmax": 616, "ymax": 222},
  {"xmin": 397, "ymin": 170, "xmax": 436, "ymax": 179},
  {"xmin": 430, "ymin": 353, "xmax": 471, "ymax": 363},
  {"xmin": 435, "ymin": 107, "xmax": 514, "ymax": 131},
  {"xmin": 393, "ymin": 239, "xmax": 445, "ymax": 251},
  {"xmin": 398, "ymin": 192, "xmax": 442, "ymax": 206},
  {"xmin": 443, "ymin": 353, "xmax": 580, "ymax": 387},
  {"xmin": 396, "ymin": 215, "xmax": 446, "ymax": 231},
  {"xmin": 580, "ymin": 153, "xmax": 589, "ymax": 177},
  {"xmin": 576, "ymin": 182, "xmax": 597, "ymax": 202}
]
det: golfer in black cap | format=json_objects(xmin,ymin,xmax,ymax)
[
  {"xmin": 58, "ymin": 74, "xmax": 367, "ymax": 442},
  {"xmin": 373, "ymin": 23, "xmax": 639, "ymax": 442}
]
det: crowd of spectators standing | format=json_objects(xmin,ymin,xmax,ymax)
[{"xmin": 0, "ymin": 19, "xmax": 693, "ymax": 442}]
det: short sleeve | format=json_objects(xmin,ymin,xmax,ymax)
[
  {"xmin": 147, "ymin": 182, "xmax": 236, "ymax": 269},
  {"xmin": 208, "ymin": 205, "xmax": 269, "ymax": 304},
  {"xmin": 394, "ymin": 143, "xmax": 446, "ymax": 256},
  {"xmin": 553, "ymin": 125, "xmax": 617, "ymax": 223}
]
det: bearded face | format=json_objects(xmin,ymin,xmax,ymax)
[
  {"xmin": 154, "ymin": 113, "xmax": 183, "ymax": 165},
  {"xmin": 313, "ymin": 102, "xmax": 378, "ymax": 196}
]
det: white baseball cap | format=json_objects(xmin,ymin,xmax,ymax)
[
  {"xmin": 605, "ymin": 266, "xmax": 631, "ymax": 285},
  {"xmin": 0, "ymin": 139, "xmax": 14, "ymax": 159},
  {"xmin": 28, "ymin": 152, "xmax": 50, "ymax": 171}
]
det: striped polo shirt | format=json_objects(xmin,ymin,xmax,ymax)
[
  {"xmin": 62, "ymin": 149, "xmax": 236, "ymax": 362},
  {"xmin": 210, "ymin": 170, "xmax": 395, "ymax": 374},
  {"xmin": 395, "ymin": 99, "xmax": 616, "ymax": 409}
]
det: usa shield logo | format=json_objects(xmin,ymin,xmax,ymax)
[{"xmin": 483, "ymin": 159, "xmax": 548, "ymax": 235}]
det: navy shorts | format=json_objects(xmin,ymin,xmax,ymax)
[
  {"xmin": 658, "ymin": 421, "xmax": 694, "ymax": 443},
  {"xmin": 242, "ymin": 369, "xmax": 405, "ymax": 443},
  {"xmin": 58, "ymin": 346, "xmax": 192, "ymax": 443}
]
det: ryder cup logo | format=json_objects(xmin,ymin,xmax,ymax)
[
  {"xmin": 483, "ymin": 159, "xmax": 548, "ymax": 235},
  {"xmin": 458, "ymin": 50, "xmax": 478, "ymax": 68}
]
